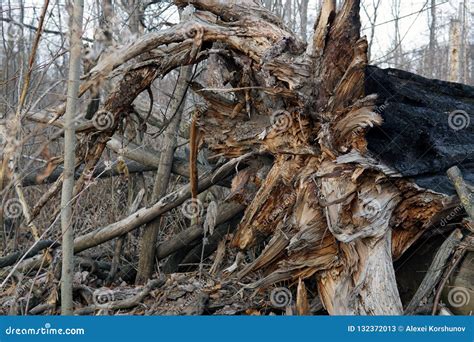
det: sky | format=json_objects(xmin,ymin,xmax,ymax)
[{"xmin": 2, "ymin": 0, "xmax": 472, "ymax": 68}]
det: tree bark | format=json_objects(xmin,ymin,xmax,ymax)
[
  {"xmin": 449, "ymin": 19, "xmax": 462, "ymax": 82},
  {"xmin": 404, "ymin": 229, "xmax": 463, "ymax": 314},
  {"xmin": 136, "ymin": 65, "xmax": 192, "ymax": 283},
  {"xmin": 61, "ymin": 0, "xmax": 83, "ymax": 315},
  {"xmin": 73, "ymin": 155, "xmax": 243, "ymax": 253},
  {"xmin": 29, "ymin": 0, "xmax": 473, "ymax": 315}
]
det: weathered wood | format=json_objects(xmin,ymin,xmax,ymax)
[
  {"xmin": 136, "ymin": 64, "xmax": 193, "ymax": 284},
  {"xmin": 21, "ymin": 161, "xmax": 155, "ymax": 187},
  {"xmin": 447, "ymin": 166, "xmax": 474, "ymax": 220},
  {"xmin": 440, "ymin": 247, "xmax": 474, "ymax": 315},
  {"xmin": 155, "ymin": 201, "xmax": 244, "ymax": 260},
  {"xmin": 73, "ymin": 156, "xmax": 246, "ymax": 253},
  {"xmin": 22, "ymin": 0, "xmax": 474, "ymax": 316},
  {"xmin": 404, "ymin": 229, "xmax": 463, "ymax": 314},
  {"xmin": 151, "ymin": 0, "xmax": 473, "ymax": 315},
  {"xmin": 0, "ymin": 240, "xmax": 59, "ymax": 268},
  {"xmin": 75, "ymin": 277, "xmax": 165, "ymax": 314},
  {"xmin": 432, "ymin": 242, "xmax": 467, "ymax": 314},
  {"xmin": 296, "ymin": 278, "xmax": 310, "ymax": 315}
]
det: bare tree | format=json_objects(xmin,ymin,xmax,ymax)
[
  {"xmin": 391, "ymin": 0, "xmax": 403, "ymax": 67},
  {"xmin": 448, "ymin": 18, "xmax": 461, "ymax": 82},
  {"xmin": 135, "ymin": 66, "xmax": 192, "ymax": 283},
  {"xmin": 426, "ymin": 0, "xmax": 437, "ymax": 77},
  {"xmin": 60, "ymin": 0, "xmax": 84, "ymax": 315},
  {"xmin": 361, "ymin": 0, "xmax": 381, "ymax": 62},
  {"xmin": 299, "ymin": 0, "xmax": 310, "ymax": 41}
]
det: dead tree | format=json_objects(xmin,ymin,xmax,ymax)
[{"xmin": 16, "ymin": 0, "xmax": 473, "ymax": 315}]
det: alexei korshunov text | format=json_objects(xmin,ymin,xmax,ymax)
[{"xmin": 405, "ymin": 325, "xmax": 466, "ymax": 333}]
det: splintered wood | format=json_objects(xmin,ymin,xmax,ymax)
[{"xmin": 4, "ymin": 0, "xmax": 472, "ymax": 316}]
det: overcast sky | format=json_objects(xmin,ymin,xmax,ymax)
[{"xmin": 3, "ymin": 0, "xmax": 471, "ymax": 68}]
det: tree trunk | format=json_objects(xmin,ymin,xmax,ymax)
[
  {"xmin": 427, "ymin": 0, "xmax": 436, "ymax": 77},
  {"xmin": 135, "ymin": 65, "xmax": 192, "ymax": 283},
  {"xmin": 299, "ymin": 0, "xmax": 309, "ymax": 41},
  {"xmin": 47, "ymin": 0, "xmax": 473, "ymax": 315},
  {"xmin": 449, "ymin": 19, "xmax": 462, "ymax": 82},
  {"xmin": 61, "ymin": 0, "xmax": 84, "ymax": 315}
]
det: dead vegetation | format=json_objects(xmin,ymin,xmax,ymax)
[{"xmin": 0, "ymin": 0, "xmax": 473, "ymax": 316}]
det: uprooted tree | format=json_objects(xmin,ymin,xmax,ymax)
[{"xmin": 2, "ymin": 0, "xmax": 473, "ymax": 315}]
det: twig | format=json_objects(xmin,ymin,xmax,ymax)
[
  {"xmin": 0, "ymin": 240, "xmax": 59, "ymax": 269},
  {"xmin": 25, "ymin": 252, "xmax": 48, "ymax": 313},
  {"xmin": 431, "ymin": 244, "xmax": 467, "ymax": 314},
  {"xmin": 73, "ymin": 159, "xmax": 243, "ymax": 253},
  {"xmin": 8, "ymin": 0, "xmax": 51, "ymax": 242},
  {"xmin": 107, "ymin": 189, "xmax": 145, "ymax": 284},
  {"xmin": 75, "ymin": 277, "xmax": 165, "ymax": 313},
  {"xmin": 0, "ymin": 17, "xmax": 93, "ymax": 42},
  {"xmin": 404, "ymin": 228, "xmax": 463, "ymax": 314},
  {"xmin": 447, "ymin": 166, "xmax": 474, "ymax": 221}
]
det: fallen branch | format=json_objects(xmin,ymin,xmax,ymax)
[
  {"xmin": 107, "ymin": 189, "xmax": 146, "ymax": 284},
  {"xmin": 75, "ymin": 277, "xmax": 165, "ymax": 314},
  {"xmin": 21, "ymin": 161, "xmax": 155, "ymax": 187},
  {"xmin": 431, "ymin": 242, "xmax": 467, "ymax": 314},
  {"xmin": 180, "ymin": 215, "xmax": 242, "ymax": 267},
  {"xmin": 155, "ymin": 201, "xmax": 244, "ymax": 259},
  {"xmin": 0, "ymin": 240, "xmax": 59, "ymax": 269},
  {"xmin": 404, "ymin": 228, "xmax": 463, "ymax": 314},
  {"xmin": 1, "ymin": 170, "xmax": 242, "ymax": 272},
  {"xmin": 447, "ymin": 166, "xmax": 474, "ymax": 222},
  {"xmin": 106, "ymin": 137, "xmax": 205, "ymax": 178},
  {"xmin": 73, "ymin": 157, "xmax": 247, "ymax": 253}
]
